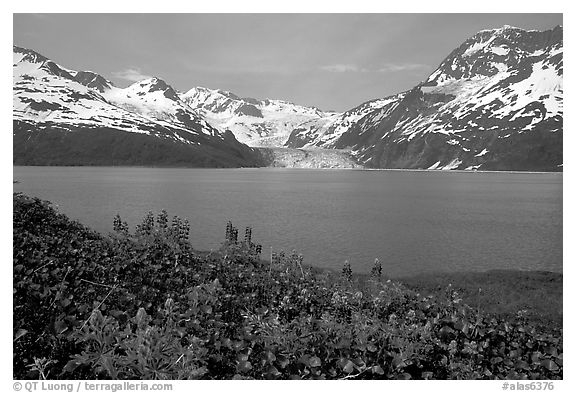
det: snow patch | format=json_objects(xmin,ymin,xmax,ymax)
[
  {"xmin": 474, "ymin": 148, "xmax": 489, "ymax": 157},
  {"xmin": 491, "ymin": 46, "xmax": 510, "ymax": 56},
  {"xmin": 440, "ymin": 158, "xmax": 462, "ymax": 170}
]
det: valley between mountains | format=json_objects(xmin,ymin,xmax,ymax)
[{"xmin": 13, "ymin": 25, "xmax": 562, "ymax": 171}]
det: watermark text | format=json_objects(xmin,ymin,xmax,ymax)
[{"xmin": 14, "ymin": 381, "xmax": 173, "ymax": 393}]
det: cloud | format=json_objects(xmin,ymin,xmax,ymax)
[
  {"xmin": 28, "ymin": 14, "xmax": 50, "ymax": 20},
  {"xmin": 376, "ymin": 63, "xmax": 429, "ymax": 72},
  {"xmin": 320, "ymin": 63, "xmax": 429, "ymax": 73},
  {"xmin": 319, "ymin": 64, "xmax": 367, "ymax": 73},
  {"xmin": 111, "ymin": 67, "xmax": 153, "ymax": 82}
]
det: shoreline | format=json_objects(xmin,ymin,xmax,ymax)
[
  {"xmin": 13, "ymin": 164, "xmax": 563, "ymax": 174},
  {"xmin": 14, "ymin": 191, "xmax": 562, "ymax": 281}
]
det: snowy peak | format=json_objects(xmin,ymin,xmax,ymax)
[
  {"xmin": 182, "ymin": 86, "xmax": 248, "ymax": 114},
  {"xmin": 13, "ymin": 46, "xmax": 111, "ymax": 127},
  {"xmin": 11, "ymin": 47, "xmax": 225, "ymax": 140},
  {"xmin": 181, "ymin": 86, "xmax": 334, "ymax": 146},
  {"xmin": 182, "ymin": 86, "xmax": 326, "ymax": 118},
  {"xmin": 426, "ymin": 25, "xmax": 562, "ymax": 86},
  {"xmin": 129, "ymin": 77, "xmax": 180, "ymax": 101},
  {"xmin": 13, "ymin": 46, "xmax": 221, "ymax": 138},
  {"xmin": 473, "ymin": 25, "xmax": 562, "ymax": 49},
  {"xmin": 287, "ymin": 25, "xmax": 562, "ymax": 171},
  {"xmin": 13, "ymin": 46, "xmax": 76, "ymax": 80},
  {"xmin": 102, "ymin": 79, "xmax": 221, "ymax": 138},
  {"xmin": 13, "ymin": 46, "xmax": 49, "ymax": 65},
  {"xmin": 14, "ymin": 46, "xmax": 114, "ymax": 93},
  {"xmin": 216, "ymin": 89, "xmax": 242, "ymax": 101}
]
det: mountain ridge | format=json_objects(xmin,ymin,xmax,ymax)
[
  {"xmin": 13, "ymin": 24, "xmax": 563, "ymax": 171},
  {"xmin": 180, "ymin": 86, "xmax": 336, "ymax": 147}
]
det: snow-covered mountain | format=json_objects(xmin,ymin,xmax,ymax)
[
  {"xmin": 13, "ymin": 25, "xmax": 563, "ymax": 171},
  {"xmin": 13, "ymin": 46, "xmax": 263, "ymax": 167},
  {"xmin": 286, "ymin": 25, "xmax": 563, "ymax": 171},
  {"xmin": 181, "ymin": 87, "xmax": 335, "ymax": 147}
]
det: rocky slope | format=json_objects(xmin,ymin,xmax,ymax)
[
  {"xmin": 286, "ymin": 25, "xmax": 563, "ymax": 171},
  {"xmin": 13, "ymin": 46, "xmax": 263, "ymax": 167}
]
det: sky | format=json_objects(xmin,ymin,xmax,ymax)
[{"xmin": 13, "ymin": 13, "xmax": 562, "ymax": 112}]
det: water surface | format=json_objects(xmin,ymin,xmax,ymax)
[{"xmin": 13, "ymin": 167, "xmax": 562, "ymax": 277}]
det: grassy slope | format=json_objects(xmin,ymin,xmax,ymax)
[
  {"xmin": 13, "ymin": 121, "xmax": 265, "ymax": 168},
  {"xmin": 398, "ymin": 271, "xmax": 562, "ymax": 330}
]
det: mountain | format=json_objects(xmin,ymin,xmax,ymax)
[
  {"xmin": 14, "ymin": 25, "xmax": 563, "ymax": 171},
  {"xmin": 286, "ymin": 25, "xmax": 563, "ymax": 172},
  {"xmin": 181, "ymin": 87, "xmax": 335, "ymax": 147},
  {"xmin": 13, "ymin": 46, "xmax": 263, "ymax": 167},
  {"xmin": 286, "ymin": 95, "xmax": 404, "ymax": 149}
]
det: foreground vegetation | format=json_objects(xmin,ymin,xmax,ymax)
[
  {"xmin": 13, "ymin": 193, "xmax": 562, "ymax": 380},
  {"xmin": 399, "ymin": 270, "xmax": 562, "ymax": 330}
]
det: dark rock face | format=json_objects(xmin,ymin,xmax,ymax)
[
  {"xmin": 18, "ymin": 97, "xmax": 67, "ymax": 112},
  {"xmin": 218, "ymin": 89, "xmax": 241, "ymax": 101},
  {"xmin": 234, "ymin": 103, "xmax": 263, "ymax": 118},
  {"xmin": 242, "ymin": 97, "xmax": 261, "ymax": 105},
  {"xmin": 287, "ymin": 26, "xmax": 563, "ymax": 172},
  {"xmin": 144, "ymin": 78, "xmax": 180, "ymax": 101},
  {"xmin": 73, "ymin": 71, "xmax": 113, "ymax": 93}
]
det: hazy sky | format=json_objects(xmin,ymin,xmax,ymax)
[{"xmin": 13, "ymin": 13, "xmax": 562, "ymax": 111}]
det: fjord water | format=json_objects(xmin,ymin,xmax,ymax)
[{"xmin": 13, "ymin": 167, "xmax": 562, "ymax": 277}]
